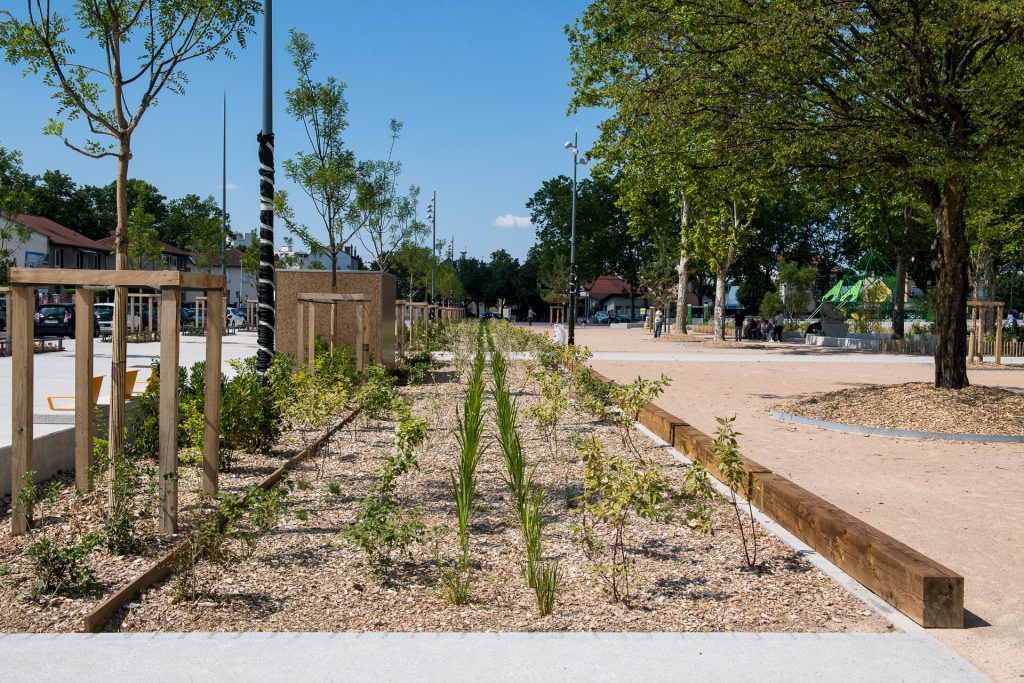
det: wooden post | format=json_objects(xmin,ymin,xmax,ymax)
[
  {"xmin": 203, "ymin": 290, "xmax": 222, "ymax": 496},
  {"xmin": 395, "ymin": 302, "xmax": 403, "ymax": 357},
  {"xmin": 307, "ymin": 301, "xmax": 316, "ymax": 373},
  {"xmin": 355, "ymin": 300, "xmax": 365, "ymax": 372},
  {"xmin": 328, "ymin": 301, "xmax": 336, "ymax": 354},
  {"xmin": 74, "ymin": 288, "xmax": 94, "ymax": 493},
  {"xmin": 10, "ymin": 285, "xmax": 35, "ymax": 535},
  {"xmin": 995, "ymin": 304, "xmax": 1004, "ymax": 366},
  {"xmin": 296, "ymin": 300, "xmax": 306, "ymax": 366},
  {"xmin": 147, "ymin": 295, "xmax": 154, "ymax": 338},
  {"xmin": 968, "ymin": 305, "xmax": 977, "ymax": 362},
  {"xmin": 159, "ymin": 286, "xmax": 180, "ymax": 533}
]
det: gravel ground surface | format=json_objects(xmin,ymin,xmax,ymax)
[
  {"xmin": 99, "ymin": 364, "xmax": 887, "ymax": 633},
  {"xmin": 776, "ymin": 383, "xmax": 1024, "ymax": 436}
]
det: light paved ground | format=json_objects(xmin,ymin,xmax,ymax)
[
  {"xmin": 572, "ymin": 325, "xmax": 1023, "ymax": 681},
  {"xmin": 0, "ymin": 632, "xmax": 986, "ymax": 682},
  {"xmin": 0, "ymin": 331, "xmax": 259, "ymax": 446}
]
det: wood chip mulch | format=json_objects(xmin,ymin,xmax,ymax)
[
  {"xmin": 776, "ymin": 382, "xmax": 1024, "ymax": 436},
  {"xmin": 0, "ymin": 363, "xmax": 891, "ymax": 634}
]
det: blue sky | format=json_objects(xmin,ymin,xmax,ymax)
[{"xmin": 0, "ymin": 1, "xmax": 604, "ymax": 262}]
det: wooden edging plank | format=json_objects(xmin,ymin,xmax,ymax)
[
  {"xmin": 588, "ymin": 369, "xmax": 964, "ymax": 629},
  {"xmin": 83, "ymin": 406, "xmax": 362, "ymax": 633}
]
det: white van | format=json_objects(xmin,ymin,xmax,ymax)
[{"xmin": 93, "ymin": 303, "xmax": 141, "ymax": 337}]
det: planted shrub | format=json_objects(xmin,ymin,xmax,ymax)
[
  {"xmin": 359, "ymin": 364, "xmax": 401, "ymax": 421},
  {"xmin": 27, "ymin": 534, "xmax": 103, "ymax": 596},
  {"xmin": 221, "ymin": 357, "xmax": 281, "ymax": 456},
  {"xmin": 574, "ymin": 437, "xmax": 675, "ymax": 602},
  {"xmin": 607, "ymin": 374, "xmax": 672, "ymax": 460},
  {"xmin": 342, "ymin": 409, "xmax": 428, "ymax": 577},
  {"xmin": 92, "ymin": 439, "xmax": 156, "ymax": 555},
  {"xmin": 713, "ymin": 416, "xmax": 759, "ymax": 569}
]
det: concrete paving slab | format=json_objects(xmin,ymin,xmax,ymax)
[{"xmin": 0, "ymin": 631, "xmax": 987, "ymax": 682}]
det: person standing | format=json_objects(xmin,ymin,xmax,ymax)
[
  {"xmin": 527, "ymin": 307, "xmax": 536, "ymax": 326},
  {"xmin": 773, "ymin": 311, "xmax": 785, "ymax": 342},
  {"xmin": 654, "ymin": 307, "xmax": 664, "ymax": 338},
  {"xmin": 734, "ymin": 308, "xmax": 746, "ymax": 341}
]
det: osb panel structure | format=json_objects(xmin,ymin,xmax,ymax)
[{"xmin": 276, "ymin": 270, "xmax": 397, "ymax": 369}]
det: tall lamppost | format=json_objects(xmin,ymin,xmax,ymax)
[
  {"xmin": 255, "ymin": 0, "xmax": 275, "ymax": 373},
  {"xmin": 563, "ymin": 133, "xmax": 587, "ymax": 346},
  {"xmin": 427, "ymin": 191, "xmax": 437, "ymax": 302}
]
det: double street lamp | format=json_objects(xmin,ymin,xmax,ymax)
[{"xmin": 563, "ymin": 133, "xmax": 587, "ymax": 346}]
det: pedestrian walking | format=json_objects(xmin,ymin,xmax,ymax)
[
  {"xmin": 527, "ymin": 307, "xmax": 536, "ymax": 326},
  {"xmin": 773, "ymin": 312, "xmax": 785, "ymax": 342}
]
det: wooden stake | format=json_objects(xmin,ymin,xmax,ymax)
[
  {"xmin": 995, "ymin": 304, "xmax": 1003, "ymax": 365},
  {"xmin": 203, "ymin": 289, "xmax": 222, "ymax": 496},
  {"xmin": 307, "ymin": 301, "xmax": 315, "ymax": 374},
  {"xmin": 355, "ymin": 301, "xmax": 365, "ymax": 372},
  {"xmin": 159, "ymin": 287, "xmax": 180, "ymax": 533},
  {"xmin": 10, "ymin": 285, "xmax": 34, "ymax": 535},
  {"xmin": 296, "ymin": 300, "xmax": 306, "ymax": 366},
  {"xmin": 74, "ymin": 288, "xmax": 94, "ymax": 493}
]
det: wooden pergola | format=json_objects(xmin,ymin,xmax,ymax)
[
  {"xmin": 8, "ymin": 268, "xmax": 225, "ymax": 535},
  {"xmin": 127, "ymin": 291, "xmax": 158, "ymax": 339},
  {"xmin": 296, "ymin": 293, "xmax": 371, "ymax": 372},
  {"xmin": 968, "ymin": 299, "xmax": 1005, "ymax": 364},
  {"xmin": 245, "ymin": 298, "xmax": 258, "ymax": 330},
  {"xmin": 394, "ymin": 301, "xmax": 464, "ymax": 353}
]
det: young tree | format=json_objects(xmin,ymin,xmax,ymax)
[
  {"xmin": 354, "ymin": 120, "xmax": 427, "ymax": 274},
  {"xmin": 0, "ymin": 0, "xmax": 259, "ymax": 491},
  {"xmin": 277, "ymin": 29, "xmax": 358, "ymax": 292},
  {"xmin": 121, "ymin": 205, "xmax": 163, "ymax": 270},
  {"xmin": 165, "ymin": 194, "xmax": 228, "ymax": 259}
]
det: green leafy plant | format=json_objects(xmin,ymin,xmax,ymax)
[
  {"xmin": 342, "ymin": 409, "xmax": 428, "ymax": 577},
  {"xmin": 92, "ymin": 438, "xmax": 156, "ymax": 555},
  {"xmin": 221, "ymin": 356, "xmax": 281, "ymax": 456},
  {"xmin": 713, "ymin": 416, "xmax": 759, "ymax": 569},
  {"xmin": 607, "ymin": 374, "xmax": 672, "ymax": 460},
  {"xmin": 574, "ymin": 437, "xmax": 675, "ymax": 602},
  {"xmin": 27, "ymin": 534, "xmax": 103, "ymax": 596},
  {"xmin": 172, "ymin": 484, "xmax": 287, "ymax": 602},
  {"xmin": 358, "ymin": 364, "xmax": 401, "ymax": 421}
]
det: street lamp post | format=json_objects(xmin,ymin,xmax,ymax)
[
  {"xmin": 427, "ymin": 191, "xmax": 436, "ymax": 303},
  {"xmin": 563, "ymin": 133, "xmax": 587, "ymax": 346}
]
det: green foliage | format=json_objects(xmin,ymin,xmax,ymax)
[
  {"xmin": 342, "ymin": 409, "xmax": 428, "ymax": 576},
  {"xmin": 394, "ymin": 350, "xmax": 433, "ymax": 386},
  {"xmin": 759, "ymin": 291, "xmax": 784, "ymax": 320},
  {"xmin": 777, "ymin": 262, "xmax": 817, "ymax": 319},
  {"xmin": 221, "ymin": 357, "xmax": 280, "ymax": 455},
  {"xmin": 713, "ymin": 416, "xmax": 759, "ymax": 569},
  {"xmin": 92, "ymin": 440, "xmax": 156, "ymax": 556},
  {"xmin": 358, "ymin": 365, "xmax": 400, "ymax": 421},
  {"xmin": 574, "ymin": 437, "xmax": 674, "ymax": 602},
  {"xmin": 451, "ymin": 344, "xmax": 486, "ymax": 553},
  {"xmin": 27, "ymin": 534, "xmax": 102, "ymax": 596},
  {"xmin": 607, "ymin": 373, "xmax": 671, "ymax": 459},
  {"xmin": 172, "ymin": 484, "xmax": 287, "ymax": 602}
]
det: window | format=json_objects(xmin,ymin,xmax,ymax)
[
  {"xmin": 52, "ymin": 249, "xmax": 64, "ymax": 268},
  {"xmin": 162, "ymin": 255, "xmax": 179, "ymax": 269}
]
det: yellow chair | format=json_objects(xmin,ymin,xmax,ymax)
[
  {"xmin": 47, "ymin": 375, "xmax": 104, "ymax": 412},
  {"xmin": 46, "ymin": 369, "xmax": 139, "ymax": 411}
]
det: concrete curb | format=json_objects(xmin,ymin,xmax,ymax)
[{"xmin": 769, "ymin": 408, "xmax": 1024, "ymax": 443}]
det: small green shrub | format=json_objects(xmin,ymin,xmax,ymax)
[
  {"xmin": 27, "ymin": 534, "xmax": 103, "ymax": 596},
  {"xmin": 358, "ymin": 365, "xmax": 400, "ymax": 421},
  {"xmin": 342, "ymin": 409, "xmax": 428, "ymax": 576},
  {"xmin": 713, "ymin": 416, "xmax": 759, "ymax": 569},
  {"xmin": 221, "ymin": 357, "xmax": 280, "ymax": 455}
]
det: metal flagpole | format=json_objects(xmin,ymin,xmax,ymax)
[{"xmin": 256, "ymin": 0, "xmax": 275, "ymax": 373}]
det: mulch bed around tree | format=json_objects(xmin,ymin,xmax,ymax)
[{"xmin": 775, "ymin": 383, "xmax": 1024, "ymax": 436}]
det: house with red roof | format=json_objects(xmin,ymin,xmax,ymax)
[{"xmin": 4, "ymin": 213, "xmax": 111, "ymax": 272}]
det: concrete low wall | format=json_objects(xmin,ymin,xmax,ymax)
[
  {"xmin": 0, "ymin": 424, "xmax": 78, "ymax": 497},
  {"xmin": 805, "ymin": 334, "xmax": 882, "ymax": 351}
]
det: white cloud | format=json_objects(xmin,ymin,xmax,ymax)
[
  {"xmin": 226, "ymin": 182, "xmax": 239, "ymax": 191},
  {"xmin": 492, "ymin": 214, "xmax": 532, "ymax": 229}
]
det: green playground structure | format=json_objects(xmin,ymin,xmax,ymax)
[{"xmin": 811, "ymin": 251, "xmax": 930, "ymax": 322}]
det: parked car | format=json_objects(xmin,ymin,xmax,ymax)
[
  {"xmin": 615, "ymin": 311, "xmax": 631, "ymax": 323},
  {"xmin": 180, "ymin": 307, "xmax": 197, "ymax": 324},
  {"xmin": 94, "ymin": 303, "xmax": 145, "ymax": 336},
  {"xmin": 592, "ymin": 311, "xmax": 610, "ymax": 324},
  {"xmin": 226, "ymin": 308, "xmax": 245, "ymax": 328},
  {"xmin": 33, "ymin": 303, "xmax": 98, "ymax": 339}
]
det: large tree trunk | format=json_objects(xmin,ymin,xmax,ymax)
[
  {"xmin": 925, "ymin": 176, "xmax": 969, "ymax": 389},
  {"xmin": 675, "ymin": 190, "xmax": 690, "ymax": 335},
  {"xmin": 713, "ymin": 267, "xmax": 727, "ymax": 341},
  {"xmin": 108, "ymin": 142, "xmax": 131, "ymax": 510}
]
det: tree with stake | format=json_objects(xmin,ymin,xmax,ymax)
[{"xmin": 0, "ymin": 0, "xmax": 260, "ymax": 494}]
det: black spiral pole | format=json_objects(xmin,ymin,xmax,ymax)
[{"xmin": 256, "ymin": 0, "xmax": 275, "ymax": 373}]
